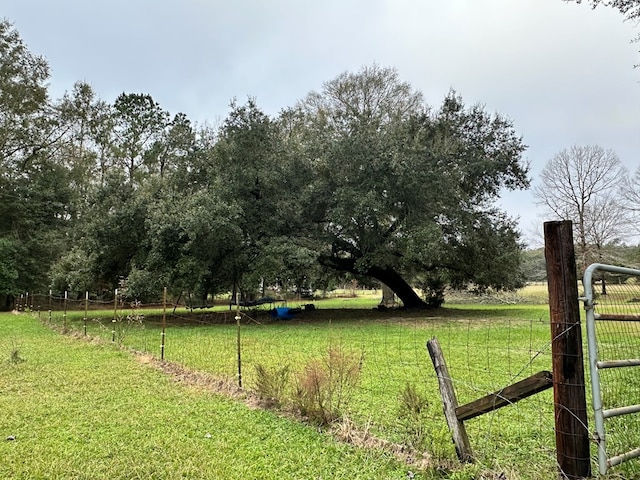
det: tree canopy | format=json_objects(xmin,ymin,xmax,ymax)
[
  {"xmin": 290, "ymin": 66, "xmax": 529, "ymax": 307},
  {"xmin": 1, "ymin": 22, "xmax": 537, "ymax": 309},
  {"xmin": 568, "ymin": 0, "xmax": 640, "ymax": 23}
]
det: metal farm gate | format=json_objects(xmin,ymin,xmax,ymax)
[{"xmin": 583, "ymin": 263, "xmax": 640, "ymax": 475}]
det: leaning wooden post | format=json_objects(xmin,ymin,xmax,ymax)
[
  {"xmin": 427, "ymin": 337, "xmax": 474, "ymax": 463},
  {"xmin": 544, "ymin": 220, "xmax": 591, "ymax": 479}
]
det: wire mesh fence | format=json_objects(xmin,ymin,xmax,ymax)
[{"xmin": 22, "ymin": 290, "xmax": 563, "ymax": 478}]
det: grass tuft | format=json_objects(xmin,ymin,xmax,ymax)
[
  {"xmin": 253, "ymin": 363, "xmax": 291, "ymax": 407},
  {"xmin": 398, "ymin": 382, "xmax": 430, "ymax": 449},
  {"xmin": 8, "ymin": 346, "xmax": 25, "ymax": 364}
]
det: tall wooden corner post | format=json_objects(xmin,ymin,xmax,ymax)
[{"xmin": 544, "ymin": 221, "xmax": 591, "ymax": 479}]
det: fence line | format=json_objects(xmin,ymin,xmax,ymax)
[{"xmin": 22, "ymin": 289, "xmax": 565, "ymax": 478}]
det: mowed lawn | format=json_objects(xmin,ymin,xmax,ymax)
[{"xmin": 0, "ymin": 313, "xmax": 416, "ymax": 480}]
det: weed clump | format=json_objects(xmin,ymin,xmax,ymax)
[
  {"xmin": 292, "ymin": 345, "xmax": 363, "ymax": 425},
  {"xmin": 8, "ymin": 347, "xmax": 25, "ymax": 364},
  {"xmin": 398, "ymin": 382, "xmax": 457, "ymax": 462},
  {"xmin": 398, "ymin": 382, "xmax": 430, "ymax": 449},
  {"xmin": 253, "ymin": 363, "xmax": 291, "ymax": 408}
]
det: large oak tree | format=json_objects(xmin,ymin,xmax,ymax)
[{"xmin": 292, "ymin": 66, "xmax": 529, "ymax": 308}]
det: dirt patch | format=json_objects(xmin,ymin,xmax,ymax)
[
  {"xmin": 143, "ymin": 307, "xmax": 446, "ymax": 327},
  {"xmin": 133, "ymin": 352, "xmax": 243, "ymax": 397}
]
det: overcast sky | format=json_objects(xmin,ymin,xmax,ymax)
[{"xmin": 3, "ymin": 0, "xmax": 639, "ymax": 246}]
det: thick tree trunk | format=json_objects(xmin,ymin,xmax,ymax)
[
  {"xmin": 380, "ymin": 282, "xmax": 396, "ymax": 307},
  {"xmin": 0, "ymin": 294, "xmax": 15, "ymax": 312},
  {"xmin": 367, "ymin": 266, "xmax": 427, "ymax": 309},
  {"xmin": 318, "ymin": 253, "xmax": 428, "ymax": 308}
]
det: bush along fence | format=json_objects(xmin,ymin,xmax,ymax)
[{"xmin": 15, "ymin": 222, "xmax": 640, "ymax": 478}]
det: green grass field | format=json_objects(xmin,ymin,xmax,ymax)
[
  {"xmin": 0, "ymin": 313, "xmax": 418, "ymax": 480},
  {"xmin": 4, "ymin": 285, "xmax": 640, "ymax": 479}
]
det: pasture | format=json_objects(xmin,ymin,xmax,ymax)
[
  {"xmin": 0, "ymin": 312, "xmax": 413, "ymax": 480},
  {"xmin": 3, "ymin": 285, "xmax": 640, "ymax": 479}
]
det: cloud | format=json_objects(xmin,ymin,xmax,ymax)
[{"xmin": 3, "ymin": 0, "xmax": 639, "ymax": 242}]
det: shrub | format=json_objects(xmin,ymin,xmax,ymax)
[
  {"xmin": 100, "ymin": 305, "xmax": 144, "ymax": 346},
  {"xmin": 292, "ymin": 345, "xmax": 363, "ymax": 425}
]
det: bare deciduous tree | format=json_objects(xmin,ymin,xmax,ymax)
[
  {"xmin": 621, "ymin": 166, "xmax": 640, "ymax": 235},
  {"xmin": 534, "ymin": 145, "xmax": 628, "ymax": 271}
]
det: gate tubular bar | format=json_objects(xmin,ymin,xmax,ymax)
[
  {"xmin": 603, "ymin": 404, "xmax": 640, "ymax": 419},
  {"xmin": 609, "ymin": 448, "xmax": 640, "ymax": 469},
  {"xmin": 583, "ymin": 263, "xmax": 640, "ymax": 476},
  {"xmin": 597, "ymin": 359, "xmax": 640, "ymax": 368}
]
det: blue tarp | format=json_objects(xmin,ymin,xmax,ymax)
[{"xmin": 271, "ymin": 307, "xmax": 296, "ymax": 320}]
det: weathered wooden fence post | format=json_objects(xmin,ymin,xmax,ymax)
[
  {"xmin": 544, "ymin": 220, "xmax": 591, "ymax": 479},
  {"xmin": 427, "ymin": 337, "xmax": 474, "ymax": 463},
  {"xmin": 83, "ymin": 291, "xmax": 88, "ymax": 336},
  {"xmin": 236, "ymin": 309, "xmax": 242, "ymax": 388}
]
